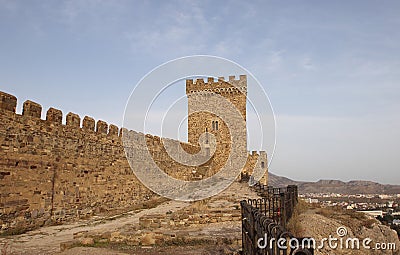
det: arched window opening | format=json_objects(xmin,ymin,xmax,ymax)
[
  {"xmin": 215, "ymin": 121, "xmax": 219, "ymax": 131},
  {"xmin": 261, "ymin": 162, "xmax": 265, "ymax": 168}
]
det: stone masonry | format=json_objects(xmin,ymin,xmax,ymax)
[{"xmin": 0, "ymin": 75, "xmax": 268, "ymax": 234}]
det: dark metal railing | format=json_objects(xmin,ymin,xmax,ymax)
[
  {"xmin": 243, "ymin": 180, "xmax": 298, "ymax": 228},
  {"xmin": 240, "ymin": 179, "xmax": 314, "ymax": 255},
  {"xmin": 241, "ymin": 200, "xmax": 314, "ymax": 255}
]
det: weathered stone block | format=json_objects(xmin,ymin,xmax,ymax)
[
  {"xmin": 0, "ymin": 91, "xmax": 17, "ymax": 112},
  {"xmin": 80, "ymin": 237, "xmax": 94, "ymax": 245},
  {"xmin": 60, "ymin": 240, "xmax": 78, "ymax": 252},
  {"xmin": 108, "ymin": 124, "xmax": 118, "ymax": 136},
  {"xmin": 82, "ymin": 116, "xmax": 95, "ymax": 131},
  {"xmin": 66, "ymin": 112, "xmax": 80, "ymax": 127},
  {"xmin": 46, "ymin": 108, "xmax": 62, "ymax": 124},
  {"xmin": 96, "ymin": 120, "xmax": 108, "ymax": 134},
  {"xmin": 23, "ymin": 100, "xmax": 42, "ymax": 118}
]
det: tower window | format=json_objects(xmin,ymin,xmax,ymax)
[
  {"xmin": 212, "ymin": 121, "xmax": 219, "ymax": 131},
  {"xmin": 261, "ymin": 162, "xmax": 265, "ymax": 168},
  {"xmin": 205, "ymin": 128, "xmax": 209, "ymax": 144}
]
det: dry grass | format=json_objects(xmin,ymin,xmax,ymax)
[
  {"xmin": 0, "ymin": 225, "xmax": 30, "ymax": 236},
  {"xmin": 316, "ymin": 206, "xmax": 376, "ymax": 232},
  {"xmin": 287, "ymin": 200, "xmax": 309, "ymax": 236},
  {"xmin": 288, "ymin": 202, "xmax": 377, "ymax": 237}
]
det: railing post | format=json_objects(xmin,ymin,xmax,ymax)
[
  {"xmin": 241, "ymin": 201, "xmax": 245, "ymax": 254},
  {"xmin": 280, "ymin": 192, "xmax": 286, "ymax": 228}
]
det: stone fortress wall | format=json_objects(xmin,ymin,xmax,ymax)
[{"xmin": 0, "ymin": 75, "xmax": 267, "ymax": 234}]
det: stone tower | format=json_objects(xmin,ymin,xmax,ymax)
[
  {"xmin": 186, "ymin": 75, "xmax": 247, "ymax": 143},
  {"xmin": 185, "ymin": 75, "xmax": 248, "ymax": 175}
]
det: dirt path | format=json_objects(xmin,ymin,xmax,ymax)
[
  {"xmin": 0, "ymin": 182, "xmax": 257, "ymax": 255},
  {"xmin": 0, "ymin": 200, "xmax": 189, "ymax": 255}
]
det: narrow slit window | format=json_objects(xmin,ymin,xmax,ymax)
[
  {"xmin": 215, "ymin": 121, "xmax": 219, "ymax": 130},
  {"xmin": 212, "ymin": 121, "xmax": 215, "ymax": 130}
]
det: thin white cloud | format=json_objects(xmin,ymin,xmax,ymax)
[{"xmin": 301, "ymin": 56, "xmax": 315, "ymax": 70}]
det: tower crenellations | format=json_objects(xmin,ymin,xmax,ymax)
[
  {"xmin": 185, "ymin": 75, "xmax": 247, "ymax": 143},
  {"xmin": 186, "ymin": 75, "xmax": 247, "ymax": 96}
]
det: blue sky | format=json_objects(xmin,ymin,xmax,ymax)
[{"xmin": 1, "ymin": 1, "xmax": 399, "ymax": 184}]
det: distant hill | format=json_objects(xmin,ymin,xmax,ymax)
[{"xmin": 268, "ymin": 172, "xmax": 400, "ymax": 194}]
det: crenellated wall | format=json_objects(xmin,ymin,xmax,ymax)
[
  {"xmin": 186, "ymin": 75, "xmax": 247, "ymax": 96},
  {"xmin": 0, "ymin": 87, "xmax": 267, "ymax": 234},
  {"xmin": 0, "ymin": 91, "xmax": 151, "ymax": 233}
]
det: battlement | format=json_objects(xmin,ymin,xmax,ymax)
[
  {"xmin": 23, "ymin": 100, "xmax": 42, "ymax": 118},
  {"xmin": 0, "ymin": 91, "xmax": 17, "ymax": 112},
  {"xmin": 0, "ymin": 88, "xmax": 268, "ymax": 234},
  {"xmin": 46, "ymin": 108, "xmax": 62, "ymax": 124},
  {"xmin": 249, "ymin": 150, "xmax": 267, "ymax": 156},
  {"xmin": 0, "ymin": 91, "xmax": 120, "ymax": 137},
  {"xmin": 186, "ymin": 75, "xmax": 247, "ymax": 95}
]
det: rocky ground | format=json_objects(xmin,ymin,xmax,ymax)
[
  {"xmin": 2, "ymin": 181, "xmax": 399, "ymax": 255},
  {"xmin": 292, "ymin": 205, "xmax": 400, "ymax": 255},
  {"xmin": 0, "ymin": 181, "xmax": 258, "ymax": 255}
]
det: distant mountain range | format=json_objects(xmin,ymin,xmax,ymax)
[{"xmin": 268, "ymin": 172, "xmax": 400, "ymax": 194}]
